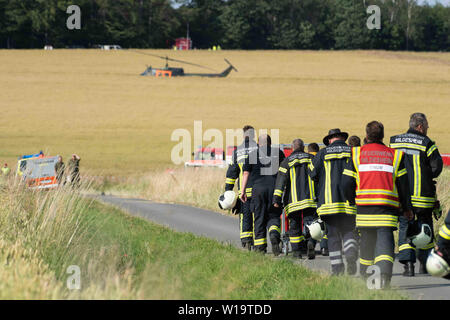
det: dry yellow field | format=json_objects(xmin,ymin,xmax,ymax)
[{"xmin": 0, "ymin": 49, "xmax": 449, "ymax": 175}]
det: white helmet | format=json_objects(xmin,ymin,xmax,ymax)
[
  {"xmin": 218, "ymin": 191, "xmax": 237, "ymax": 210},
  {"xmin": 307, "ymin": 219, "xmax": 326, "ymax": 241},
  {"xmin": 409, "ymin": 223, "xmax": 432, "ymax": 249},
  {"xmin": 426, "ymin": 249, "xmax": 449, "ymax": 278}
]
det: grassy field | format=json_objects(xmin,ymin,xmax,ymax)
[
  {"xmin": 0, "ymin": 178, "xmax": 405, "ymax": 299},
  {"xmin": 0, "ymin": 50, "xmax": 449, "ymax": 175}
]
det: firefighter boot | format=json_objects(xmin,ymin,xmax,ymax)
[
  {"xmin": 347, "ymin": 259, "xmax": 357, "ymax": 276},
  {"xmin": 321, "ymin": 248, "xmax": 329, "ymax": 256},
  {"xmin": 270, "ymin": 234, "xmax": 281, "ymax": 257},
  {"xmin": 419, "ymin": 263, "xmax": 428, "ymax": 274},
  {"xmin": 380, "ymin": 274, "xmax": 391, "ymax": 289},
  {"xmin": 292, "ymin": 251, "xmax": 302, "ymax": 259},
  {"xmin": 402, "ymin": 262, "xmax": 415, "ymax": 277},
  {"xmin": 307, "ymin": 240, "xmax": 316, "ymax": 260}
]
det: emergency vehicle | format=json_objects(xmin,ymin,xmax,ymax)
[{"xmin": 17, "ymin": 152, "xmax": 59, "ymax": 189}]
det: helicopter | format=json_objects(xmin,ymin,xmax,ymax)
[{"xmin": 131, "ymin": 50, "xmax": 237, "ymax": 78}]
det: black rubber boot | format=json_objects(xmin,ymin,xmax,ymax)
[
  {"xmin": 307, "ymin": 241, "xmax": 316, "ymax": 260},
  {"xmin": 292, "ymin": 250, "xmax": 302, "ymax": 259},
  {"xmin": 380, "ymin": 274, "xmax": 391, "ymax": 289},
  {"xmin": 321, "ymin": 248, "xmax": 329, "ymax": 256},
  {"xmin": 347, "ymin": 260, "xmax": 357, "ymax": 276},
  {"xmin": 402, "ymin": 262, "xmax": 415, "ymax": 277},
  {"xmin": 419, "ymin": 263, "xmax": 428, "ymax": 274}
]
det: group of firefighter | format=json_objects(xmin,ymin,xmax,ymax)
[{"xmin": 221, "ymin": 112, "xmax": 450, "ymax": 289}]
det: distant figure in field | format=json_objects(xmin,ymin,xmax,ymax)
[
  {"xmin": 348, "ymin": 136, "xmax": 361, "ymax": 147},
  {"xmin": 55, "ymin": 156, "xmax": 65, "ymax": 185},
  {"xmin": 1, "ymin": 163, "xmax": 10, "ymax": 176},
  {"xmin": 67, "ymin": 154, "xmax": 81, "ymax": 187},
  {"xmin": 307, "ymin": 143, "xmax": 320, "ymax": 156}
]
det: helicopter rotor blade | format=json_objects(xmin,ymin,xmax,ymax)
[{"xmin": 128, "ymin": 50, "xmax": 217, "ymax": 72}]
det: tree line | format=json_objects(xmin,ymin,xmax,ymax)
[{"xmin": 0, "ymin": 0, "xmax": 448, "ymax": 51}]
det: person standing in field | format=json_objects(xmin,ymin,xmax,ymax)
[
  {"xmin": 390, "ymin": 113, "xmax": 443, "ymax": 276},
  {"xmin": 240, "ymin": 134, "xmax": 285, "ymax": 255},
  {"xmin": 67, "ymin": 154, "xmax": 81, "ymax": 188},
  {"xmin": 1, "ymin": 163, "xmax": 11, "ymax": 176},
  {"xmin": 307, "ymin": 143, "xmax": 320, "ymax": 156},
  {"xmin": 343, "ymin": 121, "xmax": 413, "ymax": 289},
  {"xmin": 55, "ymin": 156, "xmax": 65, "ymax": 185},
  {"xmin": 273, "ymin": 139, "xmax": 317, "ymax": 259},
  {"xmin": 224, "ymin": 125, "xmax": 258, "ymax": 250},
  {"xmin": 308, "ymin": 129, "xmax": 358, "ymax": 275}
]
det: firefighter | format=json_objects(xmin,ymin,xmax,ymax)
[
  {"xmin": 240, "ymin": 134, "xmax": 286, "ymax": 255},
  {"xmin": 224, "ymin": 125, "xmax": 258, "ymax": 249},
  {"xmin": 273, "ymin": 139, "xmax": 317, "ymax": 259},
  {"xmin": 307, "ymin": 143, "xmax": 329, "ymax": 256},
  {"xmin": 348, "ymin": 136, "xmax": 361, "ymax": 147},
  {"xmin": 308, "ymin": 129, "xmax": 358, "ymax": 275},
  {"xmin": 390, "ymin": 112, "xmax": 443, "ymax": 276},
  {"xmin": 427, "ymin": 210, "xmax": 450, "ymax": 280},
  {"xmin": 307, "ymin": 143, "xmax": 320, "ymax": 157},
  {"xmin": 343, "ymin": 121, "xmax": 413, "ymax": 289}
]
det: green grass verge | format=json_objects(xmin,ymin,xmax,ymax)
[{"xmin": 0, "ymin": 181, "xmax": 406, "ymax": 299}]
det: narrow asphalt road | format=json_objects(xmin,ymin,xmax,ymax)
[{"xmin": 95, "ymin": 194, "xmax": 450, "ymax": 300}]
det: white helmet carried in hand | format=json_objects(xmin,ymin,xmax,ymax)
[
  {"xmin": 426, "ymin": 249, "xmax": 450, "ymax": 278},
  {"xmin": 218, "ymin": 191, "xmax": 237, "ymax": 210},
  {"xmin": 307, "ymin": 219, "xmax": 326, "ymax": 241},
  {"xmin": 409, "ymin": 223, "xmax": 432, "ymax": 249}
]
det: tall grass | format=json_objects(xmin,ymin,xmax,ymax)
[{"xmin": 0, "ymin": 175, "xmax": 405, "ymax": 299}]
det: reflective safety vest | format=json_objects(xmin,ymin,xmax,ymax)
[
  {"xmin": 390, "ymin": 131, "xmax": 443, "ymax": 209},
  {"xmin": 343, "ymin": 143, "xmax": 408, "ymax": 228},
  {"xmin": 350, "ymin": 144, "xmax": 405, "ymax": 208}
]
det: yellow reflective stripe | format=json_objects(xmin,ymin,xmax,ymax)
[
  {"xmin": 254, "ymin": 238, "xmax": 267, "ymax": 245},
  {"xmin": 324, "ymin": 153, "xmax": 351, "ymax": 160},
  {"xmin": 357, "ymin": 214, "xmax": 398, "ymax": 221},
  {"xmin": 274, "ymin": 189, "xmax": 283, "ymax": 197},
  {"xmin": 439, "ymin": 225, "xmax": 450, "ymax": 240},
  {"xmin": 290, "ymin": 236, "xmax": 305, "ymax": 243},
  {"xmin": 356, "ymin": 189, "xmax": 398, "ymax": 197},
  {"xmin": 374, "ymin": 255, "xmax": 394, "ymax": 264},
  {"xmin": 355, "ymin": 198, "xmax": 400, "ymax": 207},
  {"xmin": 360, "ymin": 258, "xmax": 374, "ymax": 266},
  {"xmin": 238, "ymin": 163, "xmax": 243, "ymax": 196},
  {"xmin": 318, "ymin": 203, "xmax": 356, "ymax": 215},
  {"xmin": 240, "ymin": 233, "xmax": 253, "ymax": 239},
  {"xmin": 343, "ymin": 169, "xmax": 357, "ymax": 178},
  {"xmin": 422, "ymin": 242, "xmax": 435, "ymax": 250},
  {"xmin": 411, "ymin": 201, "xmax": 435, "ymax": 208},
  {"xmin": 390, "ymin": 143, "xmax": 426, "ymax": 152},
  {"xmin": 269, "ymin": 225, "xmax": 281, "ymax": 233},
  {"xmin": 324, "ymin": 161, "xmax": 332, "ymax": 204},
  {"xmin": 225, "ymin": 178, "xmax": 236, "ymax": 184},
  {"xmin": 397, "ymin": 168, "xmax": 407, "ymax": 177},
  {"xmin": 308, "ymin": 163, "xmax": 314, "ymax": 171},
  {"xmin": 399, "ymin": 244, "xmax": 416, "ymax": 251},
  {"xmin": 413, "ymin": 154, "xmax": 421, "ymax": 198},
  {"xmin": 427, "ymin": 144, "xmax": 438, "ymax": 157},
  {"xmin": 353, "ymin": 147, "xmax": 361, "ymax": 189},
  {"xmin": 290, "ymin": 167, "xmax": 297, "ymax": 203},
  {"xmin": 279, "ymin": 166, "xmax": 287, "ymax": 173},
  {"xmin": 237, "ymin": 154, "xmax": 248, "ymax": 162},
  {"xmin": 308, "ymin": 174, "xmax": 315, "ymax": 200},
  {"xmin": 288, "ymin": 158, "xmax": 311, "ymax": 167},
  {"xmin": 285, "ymin": 199, "xmax": 317, "ymax": 213}
]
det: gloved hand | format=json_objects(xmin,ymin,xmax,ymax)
[
  {"xmin": 433, "ymin": 200, "xmax": 443, "ymax": 220},
  {"xmin": 231, "ymin": 198, "xmax": 242, "ymax": 215}
]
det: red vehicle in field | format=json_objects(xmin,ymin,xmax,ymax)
[
  {"xmin": 184, "ymin": 146, "xmax": 237, "ymax": 168},
  {"xmin": 443, "ymin": 154, "xmax": 450, "ymax": 167}
]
